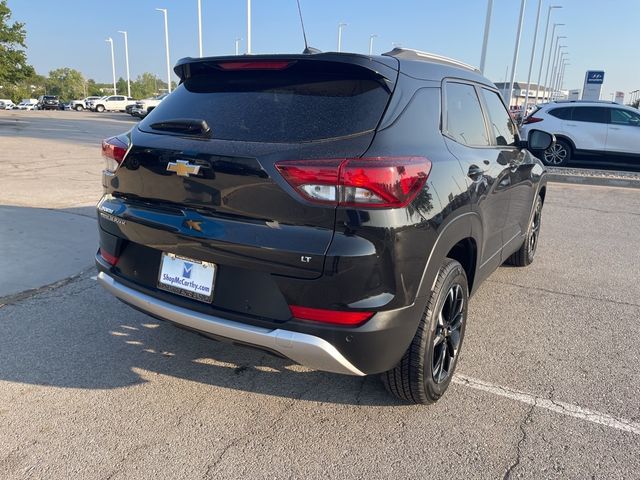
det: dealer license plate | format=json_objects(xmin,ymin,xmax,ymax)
[{"xmin": 158, "ymin": 253, "xmax": 216, "ymax": 303}]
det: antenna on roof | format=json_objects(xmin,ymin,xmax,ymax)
[{"xmin": 296, "ymin": 0, "xmax": 319, "ymax": 54}]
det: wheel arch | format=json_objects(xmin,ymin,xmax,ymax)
[
  {"xmin": 553, "ymin": 134, "xmax": 576, "ymax": 153},
  {"xmin": 415, "ymin": 212, "xmax": 483, "ymax": 302}
]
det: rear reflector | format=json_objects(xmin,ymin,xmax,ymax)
[
  {"xmin": 523, "ymin": 116, "xmax": 543, "ymax": 124},
  {"xmin": 101, "ymin": 136, "xmax": 129, "ymax": 172},
  {"xmin": 217, "ymin": 61, "xmax": 293, "ymax": 71},
  {"xmin": 290, "ymin": 305, "xmax": 373, "ymax": 326},
  {"xmin": 99, "ymin": 248, "xmax": 119, "ymax": 266},
  {"xmin": 276, "ymin": 157, "xmax": 431, "ymax": 209}
]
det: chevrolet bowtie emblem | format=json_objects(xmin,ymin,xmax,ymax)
[
  {"xmin": 184, "ymin": 219, "xmax": 202, "ymax": 232},
  {"xmin": 166, "ymin": 160, "xmax": 201, "ymax": 177}
]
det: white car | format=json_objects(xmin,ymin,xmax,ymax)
[
  {"xmin": 70, "ymin": 96, "xmax": 101, "ymax": 111},
  {"xmin": 91, "ymin": 95, "xmax": 136, "ymax": 112},
  {"xmin": 16, "ymin": 100, "xmax": 38, "ymax": 110},
  {"xmin": 0, "ymin": 99, "xmax": 16, "ymax": 110},
  {"xmin": 132, "ymin": 93, "xmax": 169, "ymax": 118},
  {"xmin": 521, "ymin": 100, "xmax": 640, "ymax": 169}
]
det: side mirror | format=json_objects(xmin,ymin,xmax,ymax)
[{"xmin": 527, "ymin": 129, "xmax": 555, "ymax": 150}]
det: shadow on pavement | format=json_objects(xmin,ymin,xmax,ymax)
[
  {"xmin": 0, "ymin": 205, "xmax": 98, "ymax": 299},
  {"xmin": 0, "ymin": 273, "xmax": 401, "ymax": 406}
]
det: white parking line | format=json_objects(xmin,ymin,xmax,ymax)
[{"xmin": 453, "ymin": 374, "xmax": 640, "ymax": 436}]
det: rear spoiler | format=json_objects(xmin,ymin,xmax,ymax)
[{"xmin": 173, "ymin": 53, "xmax": 399, "ymax": 85}]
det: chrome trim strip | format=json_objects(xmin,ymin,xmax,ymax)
[{"xmin": 97, "ymin": 272, "xmax": 365, "ymax": 376}]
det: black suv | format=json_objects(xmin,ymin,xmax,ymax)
[
  {"xmin": 37, "ymin": 95, "xmax": 60, "ymax": 110},
  {"xmin": 96, "ymin": 49, "xmax": 551, "ymax": 404}
]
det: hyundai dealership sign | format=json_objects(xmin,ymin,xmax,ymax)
[
  {"xmin": 586, "ymin": 71, "xmax": 605, "ymax": 84},
  {"xmin": 582, "ymin": 70, "xmax": 605, "ymax": 100}
]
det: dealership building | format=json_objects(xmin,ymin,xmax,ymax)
[{"xmin": 493, "ymin": 82, "xmax": 568, "ymax": 107}]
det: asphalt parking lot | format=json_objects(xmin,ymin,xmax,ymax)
[{"xmin": 1, "ymin": 110, "xmax": 639, "ymax": 479}]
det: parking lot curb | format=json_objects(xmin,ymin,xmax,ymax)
[{"xmin": 547, "ymin": 174, "xmax": 640, "ymax": 189}]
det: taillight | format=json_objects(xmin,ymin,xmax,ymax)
[
  {"xmin": 217, "ymin": 61, "xmax": 293, "ymax": 71},
  {"xmin": 523, "ymin": 116, "xmax": 543, "ymax": 124},
  {"xmin": 99, "ymin": 248, "xmax": 119, "ymax": 266},
  {"xmin": 275, "ymin": 157, "xmax": 431, "ymax": 209},
  {"xmin": 101, "ymin": 136, "xmax": 129, "ymax": 172},
  {"xmin": 290, "ymin": 305, "xmax": 373, "ymax": 326}
]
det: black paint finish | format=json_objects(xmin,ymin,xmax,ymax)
[{"xmin": 97, "ymin": 52, "xmax": 546, "ymax": 374}]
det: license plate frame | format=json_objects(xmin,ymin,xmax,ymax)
[{"xmin": 157, "ymin": 253, "xmax": 216, "ymax": 303}]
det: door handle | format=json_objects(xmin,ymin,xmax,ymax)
[{"xmin": 609, "ymin": 127, "xmax": 621, "ymax": 130}]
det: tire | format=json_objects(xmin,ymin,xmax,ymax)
[
  {"xmin": 96, "ymin": 105, "xmax": 105, "ymax": 113},
  {"xmin": 506, "ymin": 195, "xmax": 543, "ymax": 267},
  {"xmin": 75, "ymin": 105, "xmax": 84, "ymax": 111},
  {"xmin": 381, "ymin": 258, "xmax": 468, "ymax": 404},
  {"xmin": 542, "ymin": 139, "xmax": 571, "ymax": 166}
]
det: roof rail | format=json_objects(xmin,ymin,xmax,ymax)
[
  {"xmin": 554, "ymin": 99, "xmax": 617, "ymax": 104},
  {"xmin": 383, "ymin": 48, "xmax": 480, "ymax": 73}
]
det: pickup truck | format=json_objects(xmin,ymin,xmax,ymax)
[
  {"xmin": 70, "ymin": 96, "xmax": 101, "ymax": 111},
  {"xmin": 91, "ymin": 95, "xmax": 136, "ymax": 113},
  {"xmin": 131, "ymin": 93, "xmax": 169, "ymax": 118}
]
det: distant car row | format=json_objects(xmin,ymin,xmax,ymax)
[
  {"xmin": 0, "ymin": 93, "xmax": 169, "ymax": 118},
  {"xmin": 0, "ymin": 96, "xmax": 60, "ymax": 110}
]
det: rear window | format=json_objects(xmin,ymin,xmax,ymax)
[
  {"xmin": 548, "ymin": 107, "xmax": 572, "ymax": 120},
  {"xmin": 572, "ymin": 107, "xmax": 608, "ymax": 124},
  {"xmin": 139, "ymin": 61, "xmax": 392, "ymax": 143}
]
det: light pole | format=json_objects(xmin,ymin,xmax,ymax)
[
  {"xmin": 105, "ymin": 37, "xmax": 116, "ymax": 95},
  {"xmin": 535, "ymin": 6, "xmax": 562, "ymax": 103},
  {"xmin": 553, "ymin": 52, "xmax": 568, "ymax": 99},
  {"xmin": 557, "ymin": 61, "xmax": 569, "ymax": 99},
  {"xmin": 156, "ymin": 8, "xmax": 172, "ymax": 93},
  {"xmin": 337, "ymin": 22, "xmax": 347, "ymax": 52},
  {"xmin": 368, "ymin": 34, "xmax": 378, "ymax": 55},
  {"xmin": 479, "ymin": 0, "xmax": 493, "ymax": 74},
  {"xmin": 522, "ymin": 0, "xmax": 543, "ymax": 117},
  {"xmin": 246, "ymin": 0, "xmax": 252, "ymax": 54},
  {"xmin": 543, "ymin": 25, "xmax": 564, "ymax": 100},
  {"xmin": 197, "ymin": 0, "xmax": 203, "ymax": 57},
  {"xmin": 117, "ymin": 31, "xmax": 131, "ymax": 98},
  {"xmin": 550, "ymin": 44, "xmax": 567, "ymax": 100},
  {"xmin": 506, "ymin": 0, "xmax": 527, "ymax": 108},
  {"xmin": 235, "ymin": 37, "xmax": 242, "ymax": 55}
]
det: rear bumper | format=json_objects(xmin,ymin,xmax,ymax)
[{"xmin": 97, "ymin": 271, "xmax": 365, "ymax": 376}]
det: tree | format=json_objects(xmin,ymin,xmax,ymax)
[
  {"xmin": 4, "ymin": 72, "xmax": 45, "ymax": 102},
  {"xmin": 0, "ymin": 0, "xmax": 34, "ymax": 88},
  {"xmin": 46, "ymin": 68, "xmax": 86, "ymax": 101},
  {"xmin": 131, "ymin": 72, "xmax": 163, "ymax": 99},
  {"xmin": 116, "ymin": 77, "xmax": 127, "ymax": 96}
]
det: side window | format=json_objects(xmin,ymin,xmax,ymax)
[
  {"xmin": 610, "ymin": 109, "xmax": 640, "ymax": 125},
  {"xmin": 549, "ymin": 107, "xmax": 572, "ymax": 120},
  {"xmin": 445, "ymin": 82, "xmax": 490, "ymax": 146},
  {"xmin": 480, "ymin": 88, "xmax": 517, "ymax": 146},
  {"xmin": 572, "ymin": 107, "xmax": 608, "ymax": 124}
]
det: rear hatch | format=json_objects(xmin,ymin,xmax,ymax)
[{"xmin": 108, "ymin": 54, "xmax": 398, "ymax": 278}]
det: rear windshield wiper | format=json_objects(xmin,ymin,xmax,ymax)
[{"xmin": 149, "ymin": 118, "xmax": 211, "ymax": 137}]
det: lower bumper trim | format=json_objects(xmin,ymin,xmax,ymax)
[{"xmin": 97, "ymin": 272, "xmax": 365, "ymax": 376}]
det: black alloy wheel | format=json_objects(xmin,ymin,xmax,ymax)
[
  {"xmin": 432, "ymin": 284, "xmax": 464, "ymax": 384},
  {"xmin": 382, "ymin": 258, "xmax": 468, "ymax": 404}
]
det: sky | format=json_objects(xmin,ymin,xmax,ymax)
[{"xmin": 7, "ymin": 0, "xmax": 640, "ymax": 100}]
